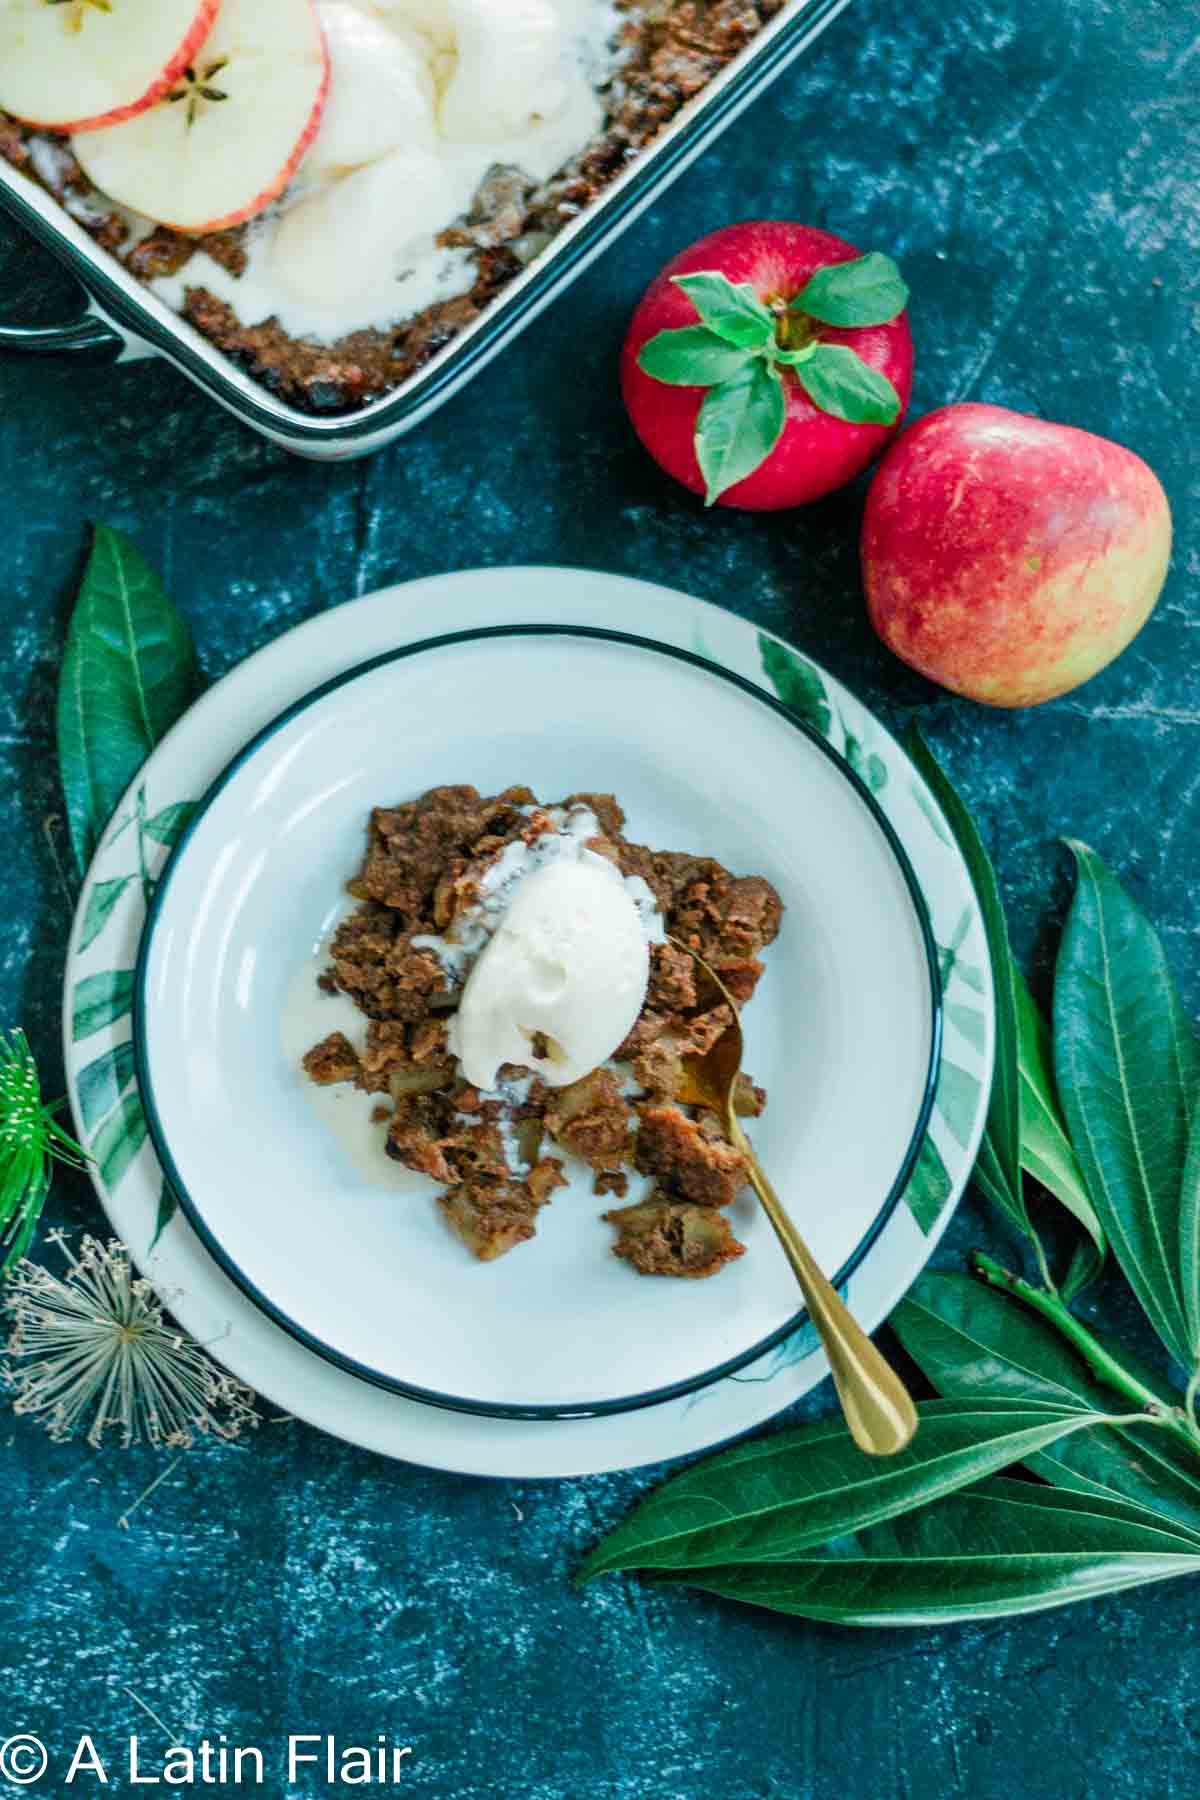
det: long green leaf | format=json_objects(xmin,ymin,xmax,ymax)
[
  {"xmin": 903, "ymin": 728, "xmax": 1024, "ymax": 1232},
  {"xmin": 895, "ymin": 1272, "xmax": 1200, "ymax": 1542},
  {"xmin": 1054, "ymin": 842, "xmax": 1199, "ymax": 1366},
  {"xmin": 893, "ymin": 1271, "xmax": 1112, "ymax": 1412},
  {"xmin": 1028, "ymin": 1424, "xmax": 1200, "ymax": 1545},
  {"xmin": 971, "ymin": 1135, "xmax": 1030, "ymax": 1246},
  {"xmin": 1014, "ymin": 966, "xmax": 1105, "ymax": 1291},
  {"xmin": 1180, "ymin": 1107, "xmax": 1200, "ymax": 1367},
  {"xmin": 578, "ymin": 1398, "xmax": 1112, "ymax": 1581},
  {"xmin": 57, "ymin": 524, "xmax": 199, "ymax": 875},
  {"xmin": 658, "ymin": 1480, "xmax": 1200, "ymax": 1626}
]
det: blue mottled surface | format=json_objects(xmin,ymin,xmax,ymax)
[{"xmin": 2, "ymin": 0, "xmax": 1199, "ymax": 1794}]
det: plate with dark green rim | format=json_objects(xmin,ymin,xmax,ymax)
[{"xmin": 64, "ymin": 570, "xmax": 992, "ymax": 1475}]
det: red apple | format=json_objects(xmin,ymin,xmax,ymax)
[
  {"xmin": 71, "ymin": 0, "xmax": 330, "ymax": 236},
  {"xmin": 621, "ymin": 222, "xmax": 914, "ymax": 510},
  {"xmin": 862, "ymin": 404, "xmax": 1172, "ymax": 707},
  {"xmin": 0, "ymin": 0, "xmax": 220, "ymax": 135}
]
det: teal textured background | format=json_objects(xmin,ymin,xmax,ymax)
[{"xmin": 1, "ymin": 0, "xmax": 1198, "ymax": 1794}]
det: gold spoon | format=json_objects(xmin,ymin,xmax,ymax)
[{"xmin": 671, "ymin": 939, "xmax": 918, "ymax": 1457}]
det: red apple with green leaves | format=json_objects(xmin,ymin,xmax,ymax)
[
  {"xmin": 620, "ymin": 222, "xmax": 914, "ymax": 509},
  {"xmin": 862, "ymin": 404, "xmax": 1172, "ymax": 707}
]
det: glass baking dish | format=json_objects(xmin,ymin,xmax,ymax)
[{"xmin": 0, "ymin": 0, "xmax": 855, "ymax": 460}]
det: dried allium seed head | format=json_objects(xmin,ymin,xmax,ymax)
[{"xmin": 3, "ymin": 1233, "xmax": 258, "ymax": 1448}]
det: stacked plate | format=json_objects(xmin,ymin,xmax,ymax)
[{"xmin": 65, "ymin": 568, "xmax": 992, "ymax": 1478}]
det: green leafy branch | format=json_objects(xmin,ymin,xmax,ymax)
[
  {"xmin": 637, "ymin": 254, "xmax": 909, "ymax": 505},
  {"xmin": 579, "ymin": 728, "xmax": 1200, "ymax": 1626}
]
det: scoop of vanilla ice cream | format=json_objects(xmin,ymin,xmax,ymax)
[
  {"xmin": 307, "ymin": 2, "xmax": 438, "ymax": 180},
  {"xmin": 439, "ymin": 0, "xmax": 570, "ymax": 142},
  {"xmin": 448, "ymin": 859, "xmax": 651, "ymax": 1091},
  {"xmin": 269, "ymin": 146, "xmax": 458, "ymax": 314}
]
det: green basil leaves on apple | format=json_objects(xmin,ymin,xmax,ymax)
[
  {"xmin": 791, "ymin": 250, "xmax": 910, "ymax": 328},
  {"xmin": 785, "ymin": 343, "xmax": 902, "ymax": 427},
  {"xmin": 636, "ymin": 325, "xmax": 760, "ymax": 388},
  {"xmin": 636, "ymin": 255, "xmax": 908, "ymax": 503},
  {"xmin": 693, "ymin": 359, "xmax": 787, "ymax": 508},
  {"xmin": 669, "ymin": 272, "xmax": 775, "ymax": 347}
]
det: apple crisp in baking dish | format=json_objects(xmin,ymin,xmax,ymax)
[{"xmin": 0, "ymin": 0, "xmax": 787, "ymax": 414}]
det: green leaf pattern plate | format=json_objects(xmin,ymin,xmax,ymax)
[{"xmin": 63, "ymin": 568, "xmax": 993, "ymax": 1478}]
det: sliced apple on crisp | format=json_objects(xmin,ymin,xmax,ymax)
[
  {"xmin": 0, "ymin": 0, "xmax": 222, "ymax": 133},
  {"xmin": 71, "ymin": 0, "xmax": 330, "ymax": 236}
]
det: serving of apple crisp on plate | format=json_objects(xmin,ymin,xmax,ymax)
[
  {"xmin": 133, "ymin": 612, "xmax": 941, "ymax": 1417},
  {"xmin": 301, "ymin": 784, "xmax": 783, "ymax": 1277}
]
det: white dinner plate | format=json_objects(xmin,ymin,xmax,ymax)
[
  {"xmin": 134, "ymin": 624, "xmax": 940, "ymax": 1417},
  {"xmin": 63, "ymin": 569, "xmax": 993, "ymax": 1475}
]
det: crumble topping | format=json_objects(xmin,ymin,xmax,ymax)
[{"xmin": 301, "ymin": 784, "xmax": 782, "ymax": 1276}]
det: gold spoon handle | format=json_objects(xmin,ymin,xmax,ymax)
[{"xmin": 731, "ymin": 1121, "xmax": 918, "ymax": 1457}]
